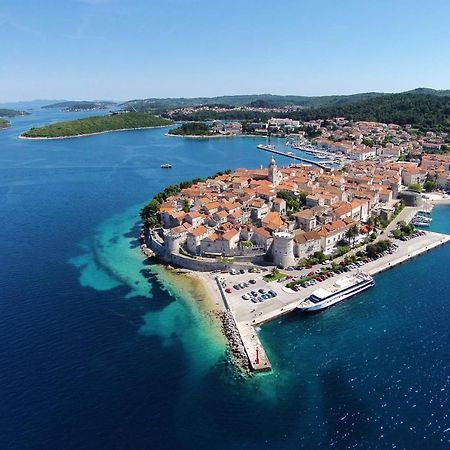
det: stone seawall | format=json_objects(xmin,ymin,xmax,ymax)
[{"xmin": 145, "ymin": 230, "xmax": 259, "ymax": 272}]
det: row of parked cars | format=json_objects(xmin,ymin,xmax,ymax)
[
  {"xmin": 241, "ymin": 289, "xmax": 278, "ymax": 303},
  {"xmin": 228, "ymin": 267, "xmax": 265, "ymax": 275},
  {"xmin": 400, "ymin": 231, "xmax": 425, "ymax": 241}
]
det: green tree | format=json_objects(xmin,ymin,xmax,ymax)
[
  {"xmin": 345, "ymin": 224, "xmax": 359, "ymax": 248},
  {"xmin": 424, "ymin": 180, "xmax": 437, "ymax": 192},
  {"xmin": 408, "ymin": 182, "xmax": 423, "ymax": 193}
]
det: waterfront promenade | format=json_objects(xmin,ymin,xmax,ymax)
[{"xmin": 206, "ymin": 230, "xmax": 450, "ymax": 372}]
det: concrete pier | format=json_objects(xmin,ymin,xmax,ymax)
[
  {"xmin": 212, "ymin": 230, "xmax": 450, "ymax": 373},
  {"xmin": 257, "ymin": 144, "xmax": 333, "ymax": 170},
  {"xmin": 215, "ymin": 277, "xmax": 272, "ymax": 371}
]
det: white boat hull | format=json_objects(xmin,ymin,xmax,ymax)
[{"xmin": 298, "ymin": 279, "xmax": 374, "ymax": 311}]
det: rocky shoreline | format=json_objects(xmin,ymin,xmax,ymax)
[
  {"xmin": 138, "ymin": 230, "xmax": 252, "ymax": 375},
  {"xmin": 215, "ymin": 310, "xmax": 251, "ymax": 375}
]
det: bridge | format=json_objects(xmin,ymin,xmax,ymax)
[{"xmin": 257, "ymin": 144, "xmax": 333, "ymax": 171}]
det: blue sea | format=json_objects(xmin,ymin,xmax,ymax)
[{"xmin": 0, "ymin": 110, "xmax": 449, "ymax": 449}]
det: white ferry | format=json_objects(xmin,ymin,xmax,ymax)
[
  {"xmin": 160, "ymin": 163, "xmax": 172, "ymax": 169},
  {"xmin": 298, "ymin": 272, "xmax": 374, "ymax": 312}
]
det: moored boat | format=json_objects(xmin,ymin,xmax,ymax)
[
  {"xmin": 298, "ymin": 272, "xmax": 374, "ymax": 312},
  {"xmin": 160, "ymin": 163, "xmax": 172, "ymax": 169}
]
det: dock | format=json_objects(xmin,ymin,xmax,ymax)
[
  {"xmin": 213, "ymin": 229, "xmax": 450, "ymax": 373},
  {"xmin": 215, "ymin": 277, "xmax": 272, "ymax": 371},
  {"xmin": 257, "ymin": 144, "xmax": 333, "ymax": 170}
]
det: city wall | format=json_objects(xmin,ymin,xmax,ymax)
[{"xmin": 146, "ymin": 230, "xmax": 266, "ymax": 272}]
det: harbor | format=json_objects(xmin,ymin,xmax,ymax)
[
  {"xmin": 202, "ymin": 228, "xmax": 450, "ymax": 372},
  {"xmin": 256, "ymin": 144, "xmax": 335, "ymax": 170}
]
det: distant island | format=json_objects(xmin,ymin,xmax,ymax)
[
  {"xmin": 0, "ymin": 108, "xmax": 28, "ymax": 129},
  {"xmin": 0, "ymin": 108, "xmax": 29, "ymax": 117},
  {"xmin": 21, "ymin": 112, "xmax": 173, "ymax": 139},
  {"xmin": 42, "ymin": 101, "xmax": 117, "ymax": 112},
  {"xmin": 168, "ymin": 122, "xmax": 215, "ymax": 137}
]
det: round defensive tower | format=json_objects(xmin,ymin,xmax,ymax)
[
  {"xmin": 166, "ymin": 234, "xmax": 181, "ymax": 254},
  {"xmin": 399, "ymin": 189, "xmax": 423, "ymax": 207},
  {"xmin": 272, "ymin": 231, "xmax": 296, "ymax": 268}
]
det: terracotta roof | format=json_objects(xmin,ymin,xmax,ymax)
[
  {"xmin": 294, "ymin": 230, "xmax": 321, "ymax": 244},
  {"xmin": 189, "ymin": 225, "xmax": 208, "ymax": 237},
  {"xmin": 254, "ymin": 227, "xmax": 271, "ymax": 239},
  {"xmin": 262, "ymin": 211, "xmax": 283, "ymax": 227},
  {"xmin": 221, "ymin": 229, "xmax": 239, "ymax": 241}
]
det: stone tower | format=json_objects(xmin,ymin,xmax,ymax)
[
  {"xmin": 272, "ymin": 231, "xmax": 296, "ymax": 268},
  {"xmin": 268, "ymin": 157, "xmax": 278, "ymax": 185}
]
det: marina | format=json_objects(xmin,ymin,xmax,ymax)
[{"xmin": 256, "ymin": 144, "xmax": 335, "ymax": 170}]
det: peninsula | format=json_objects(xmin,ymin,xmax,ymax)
[
  {"xmin": 21, "ymin": 112, "xmax": 173, "ymax": 139},
  {"xmin": 140, "ymin": 116, "xmax": 450, "ymax": 373}
]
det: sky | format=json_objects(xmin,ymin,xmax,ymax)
[{"xmin": 1, "ymin": 0, "xmax": 450, "ymax": 102}]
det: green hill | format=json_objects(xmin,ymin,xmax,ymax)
[
  {"xmin": 121, "ymin": 88, "xmax": 450, "ymax": 112},
  {"xmin": 122, "ymin": 92, "xmax": 388, "ymax": 111},
  {"xmin": 22, "ymin": 112, "xmax": 172, "ymax": 138},
  {"xmin": 167, "ymin": 93, "xmax": 450, "ymax": 132},
  {"xmin": 289, "ymin": 93, "xmax": 450, "ymax": 132},
  {"xmin": 0, "ymin": 118, "xmax": 10, "ymax": 129}
]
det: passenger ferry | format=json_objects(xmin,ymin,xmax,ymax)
[{"xmin": 298, "ymin": 272, "xmax": 374, "ymax": 312}]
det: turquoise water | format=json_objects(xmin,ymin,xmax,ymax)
[{"xmin": 0, "ymin": 109, "xmax": 449, "ymax": 449}]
